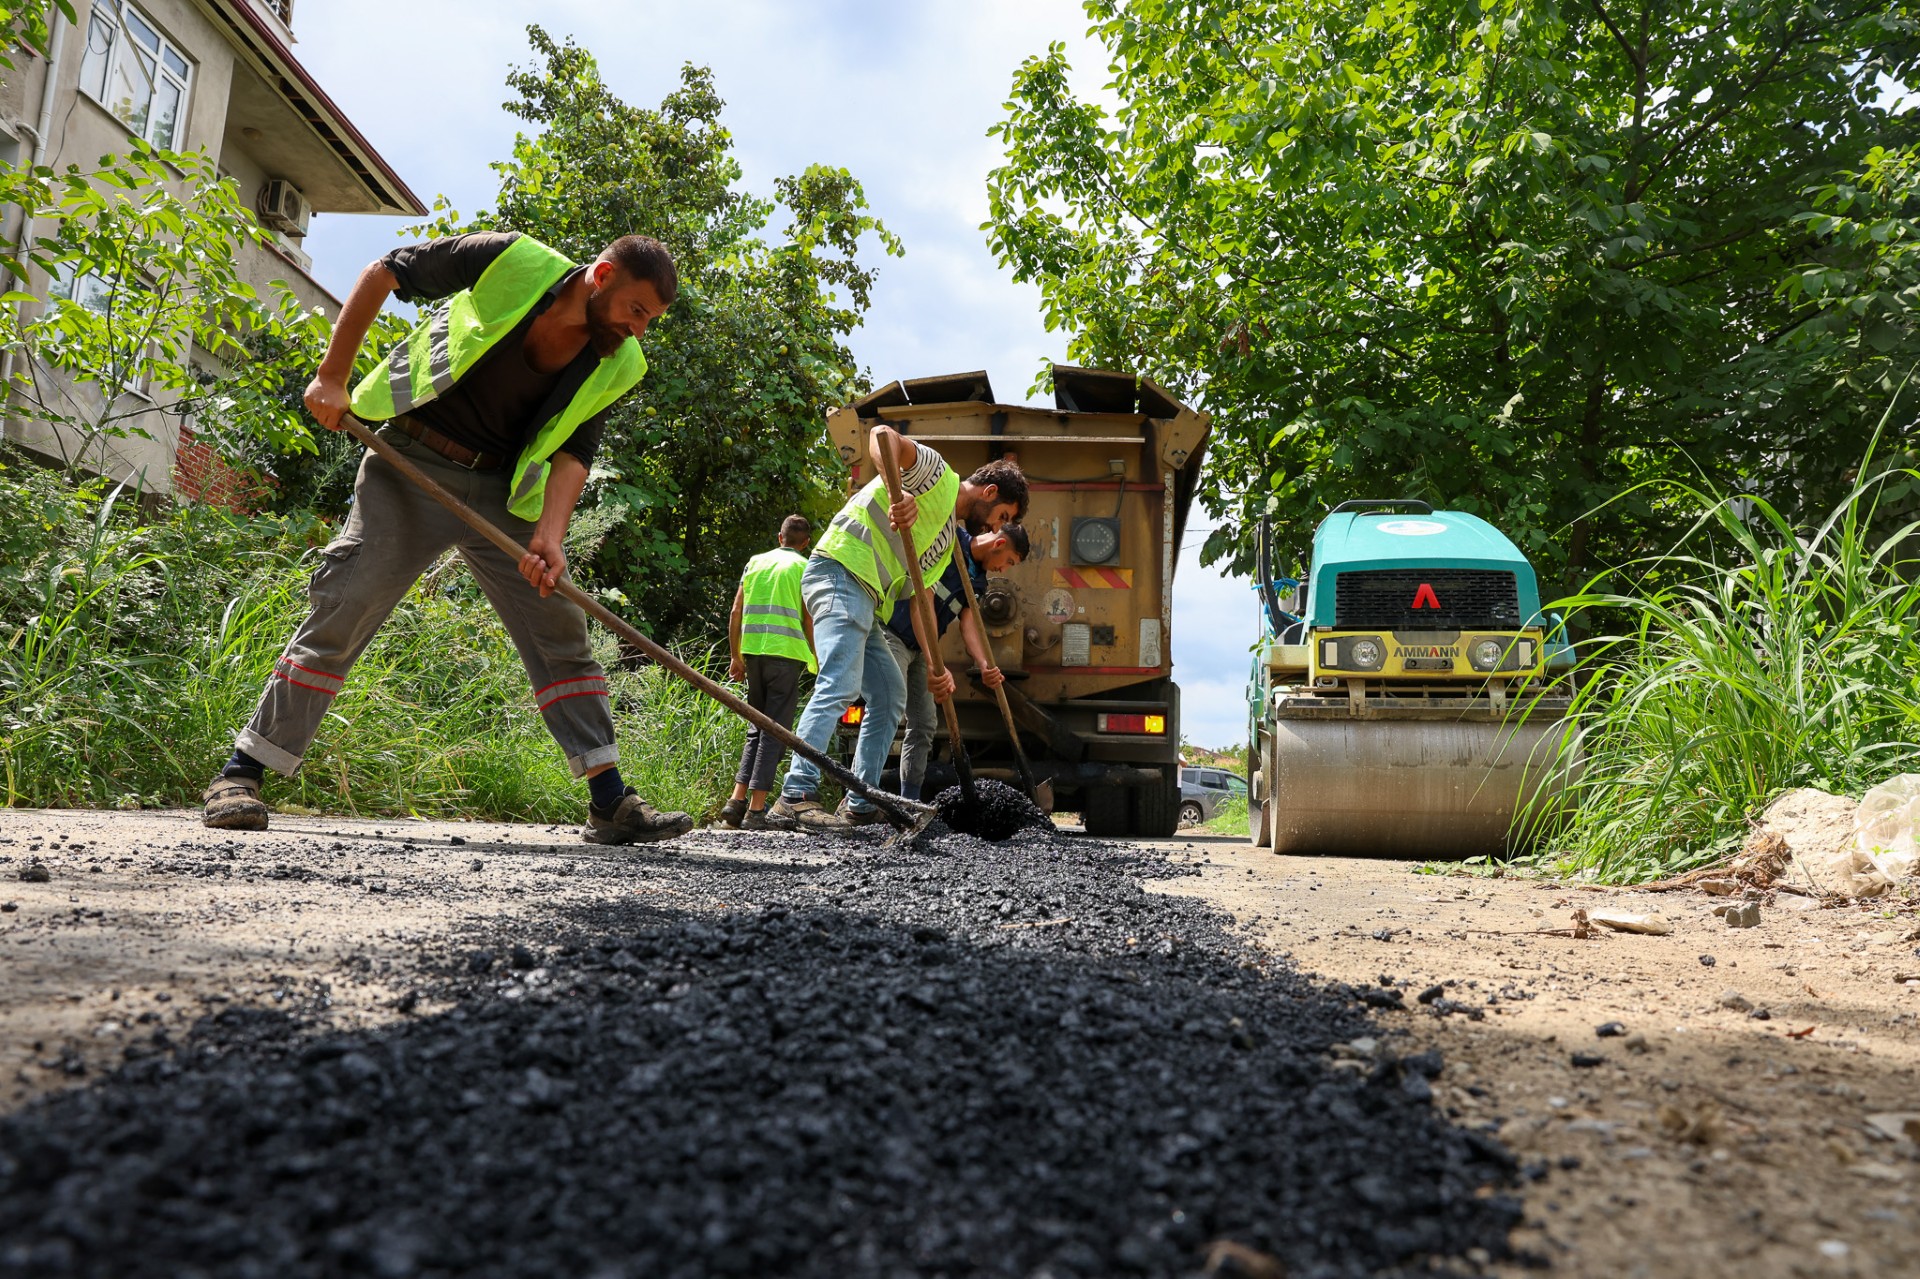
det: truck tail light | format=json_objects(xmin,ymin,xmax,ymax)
[
  {"xmin": 840, "ymin": 704, "xmax": 864, "ymax": 727},
  {"xmin": 1097, "ymin": 713, "xmax": 1166, "ymax": 734}
]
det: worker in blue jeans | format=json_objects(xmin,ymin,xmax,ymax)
[{"xmin": 772, "ymin": 424, "xmax": 1028, "ymax": 832}]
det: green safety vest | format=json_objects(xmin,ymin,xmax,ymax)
[
  {"xmin": 348, "ymin": 234, "xmax": 648, "ymax": 521},
  {"xmin": 739, "ymin": 547, "xmax": 814, "ymax": 671},
  {"xmin": 816, "ymin": 464, "xmax": 961, "ymax": 622}
]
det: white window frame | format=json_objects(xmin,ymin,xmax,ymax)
[
  {"xmin": 45, "ymin": 262, "xmax": 157, "ymax": 398},
  {"xmin": 78, "ymin": 2, "xmax": 193, "ymax": 151}
]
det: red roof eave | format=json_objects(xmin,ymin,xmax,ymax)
[{"xmin": 204, "ymin": 0, "xmax": 427, "ymax": 216}]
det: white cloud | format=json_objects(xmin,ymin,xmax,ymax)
[{"xmin": 292, "ymin": 0, "xmax": 1250, "ymax": 747}]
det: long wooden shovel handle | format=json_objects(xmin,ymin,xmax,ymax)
[
  {"xmin": 874, "ymin": 435, "xmax": 977, "ymax": 803},
  {"xmin": 947, "ymin": 548, "xmax": 1041, "ymax": 799},
  {"xmin": 336, "ymin": 414, "xmax": 933, "ymax": 833}
]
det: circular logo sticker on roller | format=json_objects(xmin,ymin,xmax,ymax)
[
  {"xmin": 1378, "ymin": 519, "xmax": 1448, "ymax": 536},
  {"xmin": 1043, "ymin": 588, "xmax": 1075, "ymax": 623}
]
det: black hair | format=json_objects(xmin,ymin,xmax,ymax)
[
  {"xmin": 602, "ymin": 235, "xmax": 678, "ymax": 304},
  {"xmin": 779, "ymin": 514, "xmax": 811, "ymax": 546},
  {"xmin": 997, "ymin": 522, "xmax": 1030, "ymax": 560},
  {"xmin": 966, "ymin": 458, "xmax": 1029, "ymax": 520}
]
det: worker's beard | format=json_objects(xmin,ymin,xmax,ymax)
[
  {"xmin": 583, "ymin": 284, "xmax": 627, "ymax": 358},
  {"xmin": 959, "ymin": 489, "xmax": 996, "ymax": 535}
]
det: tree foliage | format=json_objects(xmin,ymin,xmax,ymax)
[
  {"xmin": 985, "ymin": 0, "xmax": 1920, "ymax": 593},
  {"xmin": 415, "ymin": 27, "xmax": 901, "ymax": 643},
  {"xmin": 1, "ymin": 142, "xmax": 334, "ymax": 481},
  {"xmin": 0, "ymin": 0, "xmax": 74, "ymax": 75}
]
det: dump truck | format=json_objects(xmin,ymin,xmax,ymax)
[
  {"xmin": 826, "ymin": 366, "xmax": 1210, "ymax": 838},
  {"xmin": 1246, "ymin": 500, "xmax": 1577, "ymax": 856}
]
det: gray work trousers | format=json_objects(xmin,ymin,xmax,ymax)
[
  {"xmin": 881, "ymin": 628, "xmax": 938, "ymax": 794},
  {"xmin": 733, "ymin": 653, "xmax": 805, "ymax": 792},
  {"xmin": 234, "ymin": 425, "xmax": 618, "ymax": 779}
]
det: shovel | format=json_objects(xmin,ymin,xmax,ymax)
[
  {"xmin": 874, "ymin": 440, "xmax": 980, "ymax": 817},
  {"xmin": 947, "ymin": 538, "xmax": 1053, "ymax": 812},
  {"xmin": 336, "ymin": 414, "xmax": 938, "ymax": 839}
]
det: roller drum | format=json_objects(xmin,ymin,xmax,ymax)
[{"xmin": 1268, "ymin": 715, "xmax": 1572, "ymax": 857}]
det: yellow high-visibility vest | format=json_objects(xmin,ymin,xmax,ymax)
[
  {"xmin": 739, "ymin": 547, "xmax": 814, "ymax": 670},
  {"xmin": 815, "ymin": 466, "xmax": 960, "ymax": 623},
  {"xmin": 348, "ymin": 234, "xmax": 647, "ymax": 520}
]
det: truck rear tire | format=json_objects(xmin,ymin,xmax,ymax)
[
  {"xmin": 1082, "ymin": 785, "xmax": 1130, "ymax": 837},
  {"xmin": 1131, "ymin": 771, "xmax": 1180, "ymax": 839}
]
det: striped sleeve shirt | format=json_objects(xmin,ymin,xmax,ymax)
[{"xmin": 899, "ymin": 443, "xmax": 956, "ymax": 585}]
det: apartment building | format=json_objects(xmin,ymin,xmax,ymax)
[{"xmin": 0, "ymin": 0, "xmax": 424, "ymax": 500}]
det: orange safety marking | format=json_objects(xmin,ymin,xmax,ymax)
[{"xmin": 1051, "ymin": 567, "xmax": 1133, "ymax": 589}]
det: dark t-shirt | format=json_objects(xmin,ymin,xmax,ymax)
[
  {"xmin": 887, "ymin": 528, "xmax": 983, "ymax": 652},
  {"xmin": 379, "ymin": 231, "xmax": 610, "ymax": 467}
]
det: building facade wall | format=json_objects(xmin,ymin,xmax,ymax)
[{"xmin": 2, "ymin": 1, "xmax": 350, "ymax": 501}]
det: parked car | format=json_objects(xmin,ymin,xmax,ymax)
[{"xmin": 1179, "ymin": 767, "xmax": 1248, "ymax": 826}]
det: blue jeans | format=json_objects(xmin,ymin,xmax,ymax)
[{"xmin": 780, "ymin": 556, "xmax": 907, "ymax": 812}]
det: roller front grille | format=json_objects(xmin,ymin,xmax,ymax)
[{"xmin": 1334, "ymin": 569, "xmax": 1521, "ymax": 630}]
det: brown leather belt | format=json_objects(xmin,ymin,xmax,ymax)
[{"xmin": 389, "ymin": 414, "xmax": 506, "ymax": 471}]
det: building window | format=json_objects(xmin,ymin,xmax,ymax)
[
  {"xmin": 263, "ymin": 0, "xmax": 295, "ymax": 25},
  {"xmin": 47, "ymin": 263, "xmax": 116, "ymax": 316},
  {"xmin": 79, "ymin": 3, "xmax": 193, "ymax": 150}
]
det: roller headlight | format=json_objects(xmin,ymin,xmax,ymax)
[
  {"xmin": 1349, "ymin": 637, "xmax": 1384, "ymax": 670},
  {"xmin": 1471, "ymin": 638, "xmax": 1505, "ymax": 671}
]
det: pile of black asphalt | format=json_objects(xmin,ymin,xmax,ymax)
[
  {"xmin": 0, "ymin": 826, "xmax": 1526, "ymax": 1279},
  {"xmin": 933, "ymin": 777, "xmax": 1049, "ymax": 840}
]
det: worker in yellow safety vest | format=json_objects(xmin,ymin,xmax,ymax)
[
  {"xmin": 201, "ymin": 231, "xmax": 694, "ymax": 847},
  {"xmin": 771, "ymin": 424, "xmax": 1029, "ymax": 833},
  {"xmin": 721, "ymin": 514, "xmax": 818, "ymax": 829}
]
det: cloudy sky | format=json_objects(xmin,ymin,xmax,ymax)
[{"xmin": 293, "ymin": 0, "xmax": 1256, "ymax": 752}]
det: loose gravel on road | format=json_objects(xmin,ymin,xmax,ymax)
[{"xmin": 0, "ymin": 824, "xmax": 1524, "ymax": 1278}]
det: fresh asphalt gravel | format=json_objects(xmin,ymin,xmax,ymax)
[
  {"xmin": 933, "ymin": 778, "xmax": 1049, "ymax": 841},
  {"xmin": 0, "ymin": 825, "xmax": 1526, "ymax": 1278}
]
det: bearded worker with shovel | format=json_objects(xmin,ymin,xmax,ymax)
[
  {"xmin": 201, "ymin": 231, "xmax": 694, "ymax": 846},
  {"xmin": 771, "ymin": 426, "xmax": 1028, "ymax": 833}
]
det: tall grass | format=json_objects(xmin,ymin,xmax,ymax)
[
  {"xmin": 1520, "ymin": 455, "xmax": 1920, "ymax": 882},
  {"xmin": 0, "ymin": 463, "xmax": 745, "ymax": 822}
]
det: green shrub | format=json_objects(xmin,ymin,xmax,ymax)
[
  {"xmin": 0, "ymin": 462, "xmax": 744, "ymax": 822},
  {"xmin": 1519, "ymin": 452, "xmax": 1920, "ymax": 882}
]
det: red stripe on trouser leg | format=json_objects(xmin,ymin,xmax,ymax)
[
  {"xmin": 280, "ymin": 656, "xmax": 344, "ymax": 687},
  {"xmin": 533, "ymin": 674, "xmax": 606, "ymax": 697},
  {"xmin": 274, "ymin": 670, "xmax": 340, "ymax": 696},
  {"xmin": 538, "ymin": 689, "xmax": 610, "ymax": 712}
]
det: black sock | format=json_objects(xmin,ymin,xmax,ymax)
[
  {"xmin": 222, "ymin": 749, "xmax": 265, "ymax": 782},
  {"xmin": 588, "ymin": 768, "xmax": 629, "ymax": 814}
]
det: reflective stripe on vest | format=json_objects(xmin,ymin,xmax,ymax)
[
  {"xmin": 815, "ymin": 465, "xmax": 960, "ymax": 623},
  {"xmin": 739, "ymin": 548, "xmax": 814, "ymax": 669},
  {"xmin": 348, "ymin": 234, "xmax": 649, "ymax": 521}
]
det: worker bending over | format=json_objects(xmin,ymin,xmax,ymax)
[
  {"xmin": 773, "ymin": 426, "xmax": 1028, "ymax": 833},
  {"xmin": 721, "ymin": 514, "xmax": 816, "ymax": 829},
  {"xmin": 885, "ymin": 523, "xmax": 1028, "ymax": 800},
  {"xmin": 201, "ymin": 231, "xmax": 694, "ymax": 846}
]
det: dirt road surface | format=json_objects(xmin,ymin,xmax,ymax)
[
  {"xmin": 2, "ymin": 806, "xmax": 1916, "ymax": 1276},
  {"xmin": 1148, "ymin": 831, "xmax": 1920, "ymax": 1278}
]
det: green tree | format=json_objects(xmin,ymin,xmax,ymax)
[
  {"xmin": 0, "ymin": 1, "xmax": 74, "ymax": 75},
  {"xmin": 415, "ymin": 27, "xmax": 901, "ymax": 643},
  {"xmin": 1, "ymin": 142, "xmax": 330, "ymax": 482},
  {"xmin": 985, "ymin": 0, "xmax": 1920, "ymax": 594}
]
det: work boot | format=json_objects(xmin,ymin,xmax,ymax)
[
  {"xmin": 753, "ymin": 804, "xmax": 797, "ymax": 832},
  {"xmin": 718, "ymin": 797, "xmax": 748, "ymax": 829},
  {"xmin": 836, "ymin": 798, "xmax": 886, "ymax": 827},
  {"xmin": 770, "ymin": 794, "xmax": 851, "ymax": 834},
  {"xmin": 202, "ymin": 774, "xmax": 268, "ymax": 832},
  {"xmin": 584, "ymin": 790, "xmax": 694, "ymax": 845}
]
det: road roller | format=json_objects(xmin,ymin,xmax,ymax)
[{"xmin": 1245, "ymin": 500, "xmax": 1576, "ymax": 856}]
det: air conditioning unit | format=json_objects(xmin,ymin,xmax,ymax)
[{"xmin": 258, "ymin": 179, "xmax": 310, "ymax": 236}]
